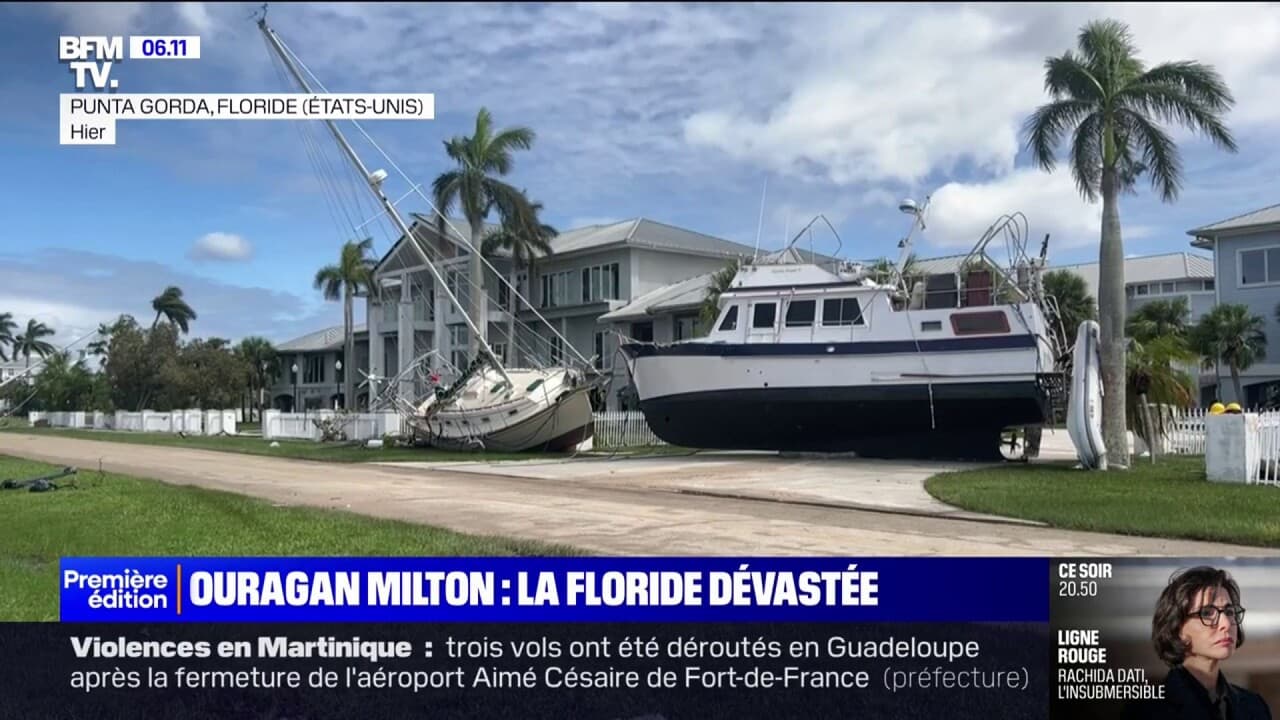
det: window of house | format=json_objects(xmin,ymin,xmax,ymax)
[
  {"xmin": 674, "ymin": 314, "xmax": 698, "ymax": 341},
  {"xmin": 446, "ymin": 270, "xmax": 462, "ymax": 300},
  {"xmin": 1240, "ymin": 247, "xmax": 1280, "ymax": 286},
  {"xmin": 951, "ymin": 311, "xmax": 1010, "ymax": 335},
  {"xmin": 549, "ymin": 335, "xmax": 565, "ymax": 364},
  {"xmin": 581, "ymin": 263, "xmax": 620, "ymax": 303},
  {"xmin": 1125, "ymin": 286, "xmax": 1135, "ymax": 299},
  {"xmin": 822, "ymin": 297, "xmax": 864, "ymax": 326},
  {"xmin": 490, "ymin": 343, "xmax": 507, "ymax": 364},
  {"xmin": 450, "ymin": 326, "xmax": 468, "ymax": 370},
  {"xmin": 1161, "ymin": 282, "xmax": 1176, "ymax": 294},
  {"xmin": 593, "ymin": 331, "xmax": 606, "ymax": 369},
  {"xmin": 540, "ymin": 270, "xmax": 574, "ymax": 307},
  {"xmin": 785, "ymin": 299, "xmax": 815, "ymax": 327},
  {"xmin": 752, "ymin": 302, "xmax": 777, "ymax": 329},
  {"xmin": 1204, "ymin": 279, "xmax": 1215, "ymax": 291},
  {"xmin": 718, "ymin": 305, "xmax": 738, "ymax": 332},
  {"xmin": 631, "ymin": 322, "xmax": 654, "ymax": 342},
  {"xmin": 1135, "ymin": 284, "xmax": 1149, "ymax": 296},
  {"xmin": 304, "ymin": 355, "xmax": 324, "ymax": 384}
]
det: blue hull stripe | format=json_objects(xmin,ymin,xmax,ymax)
[{"xmin": 621, "ymin": 334, "xmax": 1037, "ymax": 358}]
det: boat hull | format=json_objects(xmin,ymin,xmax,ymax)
[
  {"xmin": 637, "ymin": 381, "xmax": 1049, "ymax": 460},
  {"xmin": 419, "ymin": 384, "xmax": 595, "ymax": 453}
]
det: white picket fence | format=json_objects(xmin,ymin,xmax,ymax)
[
  {"xmin": 592, "ymin": 411, "xmax": 666, "ymax": 449},
  {"xmin": 28, "ymin": 409, "xmax": 239, "ymax": 436},
  {"xmin": 27, "ymin": 406, "xmax": 667, "ymax": 450},
  {"xmin": 261, "ymin": 410, "xmax": 405, "ymax": 442},
  {"xmin": 1162, "ymin": 406, "xmax": 1280, "ymax": 486}
]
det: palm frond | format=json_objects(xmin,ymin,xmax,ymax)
[
  {"xmin": 1138, "ymin": 61, "xmax": 1235, "ymax": 113},
  {"xmin": 1116, "ymin": 109, "xmax": 1183, "ymax": 202},
  {"xmin": 1044, "ymin": 52, "xmax": 1104, "ymax": 101},
  {"xmin": 1021, "ymin": 99, "xmax": 1095, "ymax": 173},
  {"xmin": 1067, "ymin": 111, "xmax": 1104, "ymax": 201},
  {"xmin": 1116, "ymin": 83, "xmax": 1238, "ymax": 153}
]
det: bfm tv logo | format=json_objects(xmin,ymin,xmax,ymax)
[{"xmin": 59, "ymin": 36, "xmax": 122, "ymax": 90}]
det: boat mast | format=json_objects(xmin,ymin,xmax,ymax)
[{"xmin": 256, "ymin": 17, "xmax": 512, "ymax": 387}]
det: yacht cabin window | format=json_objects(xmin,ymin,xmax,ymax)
[
  {"xmin": 822, "ymin": 297, "xmax": 864, "ymax": 326},
  {"xmin": 718, "ymin": 305, "xmax": 739, "ymax": 331},
  {"xmin": 785, "ymin": 299, "xmax": 815, "ymax": 327},
  {"xmin": 752, "ymin": 302, "xmax": 777, "ymax": 329}
]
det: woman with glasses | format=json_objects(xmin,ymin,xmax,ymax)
[{"xmin": 1143, "ymin": 566, "xmax": 1272, "ymax": 720}]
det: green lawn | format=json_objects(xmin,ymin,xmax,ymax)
[
  {"xmin": 926, "ymin": 455, "xmax": 1280, "ymax": 547},
  {"xmin": 0, "ymin": 455, "xmax": 580, "ymax": 620},
  {"xmin": 0, "ymin": 422, "xmax": 685, "ymax": 462}
]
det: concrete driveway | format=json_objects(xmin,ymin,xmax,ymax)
[{"xmin": 0, "ymin": 431, "xmax": 1265, "ymax": 557}]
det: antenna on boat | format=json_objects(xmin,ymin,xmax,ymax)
[
  {"xmin": 894, "ymin": 195, "xmax": 929, "ymax": 290},
  {"xmin": 752, "ymin": 177, "xmax": 767, "ymax": 262},
  {"xmin": 256, "ymin": 17, "xmax": 512, "ymax": 389}
]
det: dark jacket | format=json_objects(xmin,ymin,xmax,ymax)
[{"xmin": 1131, "ymin": 665, "xmax": 1272, "ymax": 720}]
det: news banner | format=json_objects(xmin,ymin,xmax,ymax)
[{"xmin": 0, "ymin": 556, "xmax": 1203, "ymax": 719}]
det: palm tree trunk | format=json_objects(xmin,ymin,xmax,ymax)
[
  {"xmin": 507, "ymin": 266, "xmax": 518, "ymax": 365},
  {"xmin": 1231, "ymin": 365, "xmax": 1243, "ymax": 406},
  {"xmin": 469, "ymin": 224, "xmax": 487, "ymax": 358},
  {"xmin": 343, "ymin": 287, "xmax": 354, "ymax": 411},
  {"xmin": 1098, "ymin": 167, "xmax": 1128, "ymax": 469}
]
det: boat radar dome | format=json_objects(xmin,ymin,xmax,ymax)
[
  {"xmin": 898, "ymin": 198, "xmax": 919, "ymax": 214},
  {"xmin": 368, "ymin": 168, "xmax": 388, "ymax": 186}
]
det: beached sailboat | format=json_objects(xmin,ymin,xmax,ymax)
[
  {"xmin": 619, "ymin": 203, "xmax": 1068, "ymax": 460},
  {"xmin": 257, "ymin": 15, "xmax": 602, "ymax": 452}
]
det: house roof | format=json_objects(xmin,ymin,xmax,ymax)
[
  {"xmin": 1187, "ymin": 202, "xmax": 1280, "ymax": 244},
  {"xmin": 276, "ymin": 324, "xmax": 367, "ymax": 353},
  {"xmin": 598, "ymin": 272, "xmax": 715, "ymax": 323},
  {"xmin": 371, "ymin": 213, "xmax": 840, "ymax": 275},
  {"xmin": 537, "ymin": 217, "xmax": 762, "ymax": 260},
  {"xmin": 1048, "ymin": 252, "xmax": 1213, "ymax": 299}
]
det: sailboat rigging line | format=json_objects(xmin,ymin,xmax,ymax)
[
  {"xmin": 355, "ymin": 184, "xmax": 422, "ymax": 233},
  {"xmin": 270, "ymin": 31, "xmax": 594, "ymax": 373},
  {"xmin": 904, "ymin": 309, "xmax": 936, "ymax": 431},
  {"xmin": 259, "ymin": 20, "xmax": 515, "ymax": 389}
]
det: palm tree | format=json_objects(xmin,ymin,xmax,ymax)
[
  {"xmin": 698, "ymin": 259, "xmax": 741, "ymax": 334},
  {"xmin": 314, "ymin": 238, "xmax": 375, "ymax": 410},
  {"xmin": 14, "ymin": 318, "xmax": 56, "ymax": 368},
  {"xmin": 1023, "ymin": 18, "xmax": 1238, "ymax": 468},
  {"xmin": 236, "ymin": 336, "xmax": 278, "ymax": 421},
  {"xmin": 1041, "ymin": 270, "xmax": 1096, "ymax": 348},
  {"xmin": 1191, "ymin": 303, "xmax": 1267, "ymax": 405},
  {"xmin": 151, "ymin": 286, "xmax": 197, "ymax": 334},
  {"xmin": 480, "ymin": 198, "xmax": 556, "ymax": 365},
  {"xmin": 0, "ymin": 312, "xmax": 15, "ymax": 362},
  {"xmin": 1126, "ymin": 297, "xmax": 1191, "ymax": 343},
  {"xmin": 432, "ymin": 107, "xmax": 538, "ymax": 358},
  {"xmin": 1127, "ymin": 334, "xmax": 1196, "ymax": 458}
]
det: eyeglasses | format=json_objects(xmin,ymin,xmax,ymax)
[{"xmin": 1189, "ymin": 604, "xmax": 1246, "ymax": 626}]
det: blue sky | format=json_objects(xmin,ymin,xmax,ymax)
[{"xmin": 2, "ymin": 2, "xmax": 1279, "ymax": 350}]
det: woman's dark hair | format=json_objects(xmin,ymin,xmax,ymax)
[{"xmin": 1152, "ymin": 566, "xmax": 1245, "ymax": 666}]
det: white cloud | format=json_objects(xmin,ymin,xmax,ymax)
[
  {"xmin": 681, "ymin": 3, "xmax": 1280, "ymax": 188},
  {"xmin": 0, "ymin": 249, "xmax": 339, "ymax": 348},
  {"xmin": 188, "ymin": 232, "xmax": 253, "ymax": 262},
  {"xmin": 41, "ymin": 2, "xmax": 145, "ymax": 36},
  {"xmin": 0, "ymin": 296, "xmax": 119, "ymax": 353},
  {"xmin": 922, "ymin": 168, "xmax": 1155, "ymax": 255},
  {"xmin": 174, "ymin": 2, "xmax": 214, "ymax": 36}
]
